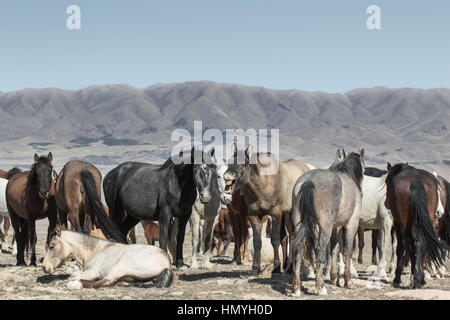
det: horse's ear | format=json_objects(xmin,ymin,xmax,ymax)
[
  {"xmin": 231, "ymin": 143, "xmax": 237, "ymax": 157},
  {"xmin": 342, "ymin": 149, "xmax": 347, "ymax": 158},
  {"xmin": 359, "ymin": 148, "xmax": 364, "ymax": 159},
  {"xmin": 48, "ymin": 152, "xmax": 53, "ymax": 163},
  {"xmin": 245, "ymin": 145, "xmax": 253, "ymax": 160},
  {"xmin": 209, "ymin": 146, "xmax": 215, "ymax": 158},
  {"xmin": 336, "ymin": 148, "xmax": 341, "ymax": 160},
  {"xmin": 387, "ymin": 162, "xmax": 392, "ymax": 172},
  {"xmin": 53, "ymin": 170, "xmax": 58, "ymax": 180},
  {"xmin": 34, "ymin": 153, "xmax": 39, "ymax": 162}
]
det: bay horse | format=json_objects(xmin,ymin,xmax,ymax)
[
  {"xmin": 385, "ymin": 163, "xmax": 447, "ymax": 288},
  {"xmin": 102, "ymin": 147, "xmax": 216, "ymax": 268},
  {"xmin": 42, "ymin": 227, "xmax": 173, "ymax": 289},
  {"xmin": 141, "ymin": 220, "xmax": 160, "ymax": 245},
  {"xmin": 54, "ymin": 160, "xmax": 113, "ymax": 236},
  {"xmin": 224, "ymin": 143, "xmax": 311, "ymax": 274},
  {"xmin": 5, "ymin": 153, "xmax": 58, "ymax": 266},
  {"xmin": 291, "ymin": 150, "xmax": 365, "ymax": 296},
  {"xmin": 210, "ymin": 206, "xmax": 234, "ymax": 257}
]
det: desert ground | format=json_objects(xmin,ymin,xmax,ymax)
[{"xmin": 1, "ymin": 219, "xmax": 450, "ymax": 300}]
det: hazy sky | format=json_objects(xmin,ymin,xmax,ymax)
[{"xmin": 0, "ymin": 1, "xmax": 449, "ymax": 93}]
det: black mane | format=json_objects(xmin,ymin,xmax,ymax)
[
  {"xmin": 332, "ymin": 152, "xmax": 363, "ymax": 190},
  {"xmin": 364, "ymin": 167, "xmax": 388, "ymax": 177}
]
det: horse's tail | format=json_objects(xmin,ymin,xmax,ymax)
[
  {"xmin": 102, "ymin": 169, "xmax": 123, "ymax": 226},
  {"xmin": 153, "ymin": 268, "xmax": 174, "ymax": 288},
  {"xmin": 409, "ymin": 180, "xmax": 447, "ymax": 267},
  {"xmin": 80, "ymin": 171, "xmax": 127, "ymax": 244},
  {"xmin": 438, "ymin": 178, "xmax": 450, "ymax": 245},
  {"xmin": 293, "ymin": 181, "xmax": 317, "ymax": 257}
]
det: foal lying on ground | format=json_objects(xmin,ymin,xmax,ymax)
[{"xmin": 42, "ymin": 227, "xmax": 173, "ymax": 289}]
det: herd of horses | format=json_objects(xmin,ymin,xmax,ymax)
[{"xmin": 0, "ymin": 144, "xmax": 449, "ymax": 296}]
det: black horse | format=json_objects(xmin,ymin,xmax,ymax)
[{"xmin": 102, "ymin": 147, "xmax": 216, "ymax": 268}]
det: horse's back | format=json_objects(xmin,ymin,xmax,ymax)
[{"xmin": 5, "ymin": 173, "xmax": 28, "ymax": 211}]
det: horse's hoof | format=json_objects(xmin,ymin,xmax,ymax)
[
  {"xmin": 66, "ymin": 280, "xmax": 83, "ymax": 290},
  {"xmin": 424, "ymin": 271, "xmax": 432, "ymax": 280},
  {"xmin": 290, "ymin": 289, "xmax": 302, "ymax": 297},
  {"xmin": 251, "ymin": 267, "xmax": 261, "ymax": 276},
  {"xmin": 177, "ymin": 264, "xmax": 189, "ymax": 271},
  {"xmin": 377, "ymin": 270, "xmax": 388, "ymax": 279},
  {"xmin": 392, "ymin": 281, "xmax": 401, "ymax": 288},
  {"xmin": 310, "ymin": 286, "xmax": 327, "ymax": 295},
  {"xmin": 190, "ymin": 262, "xmax": 199, "ymax": 269},
  {"xmin": 272, "ymin": 265, "xmax": 282, "ymax": 274}
]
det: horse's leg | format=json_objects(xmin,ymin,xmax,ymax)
[
  {"xmin": 357, "ymin": 227, "xmax": 364, "ymax": 264},
  {"xmin": 280, "ymin": 214, "xmax": 289, "ymax": 272},
  {"xmin": 174, "ymin": 213, "xmax": 190, "ymax": 269},
  {"xmin": 292, "ymin": 233, "xmax": 304, "ymax": 296},
  {"xmin": 312, "ymin": 229, "xmax": 331, "ymax": 295},
  {"xmin": 202, "ymin": 215, "xmax": 217, "ymax": 269},
  {"xmin": 329, "ymin": 227, "xmax": 340, "ymax": 285},
  {"xmin": 389, "ymin": 226, "xmax": 397, "ymax": 274},
  {"xmin": 158, "ymin": 208, "xmax": 173, "ymax": 263},
  {"xmin": 57, "ymin": 208, "xmax": 68, "ymax": 229},
  {"xmin": 119, "ymin": 214, "xmax": 139, "ymax": 243},
  {"xmin": 377, "ymin": 210, "xmax": 392, "ymax": 278},
  {"xmin": 371, "ymin": 230, "xmax": 379, "ymax": 265},
  {"xmin": 248, "ymin": 213, "xmax": 262, "ymax": 275},
  {"xmin": 393, "ymin": 223, "xmax": 405, "ymax": 288},
  {"xmin": 270, "ymin": 207, "xmax": 283, "ymax": 274},
  {"xmin": 343, "ymin": 215, "xmax": 359, "ymax": 289},
  {"xmin": 189, "ymin": 210, "xmax": 200, "ymax": 269},
  {"xmin": 68, "ymin": 211, "xmax": 82, "ymax": 232},
  {"xmin": 27, "ymin": 219, "xmax": 37, "ymax": 266},
  {"xmin": 242, "ymin": 216, "xmax": 250, "ymax": 264}
]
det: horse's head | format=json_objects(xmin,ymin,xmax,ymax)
[
  {"xmin": 192, "ymin": 147, "xmax": 217, "ymax": 204},
  {"xmin": 213, "ymin": 155, "xmax": 232, "ymax": 205},
  {"xmin": 223, "ymin": 143, "xmax": 253, "ymax": 196},
  {"xmin": 30, "ymin": 152, "xmax": 54, "ymax": 199},
  {"xmin": 42, "ymin": 226, "xmax": 71, "ymax": 274}
]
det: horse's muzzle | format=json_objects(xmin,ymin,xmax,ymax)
[{"xmin": 199, "ymin": 193, "xmax": 212, "ymax": 203}]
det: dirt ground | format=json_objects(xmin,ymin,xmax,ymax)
[{"xmin": 1, "ymin": 220, "xmax": 450, "ymax": 300}]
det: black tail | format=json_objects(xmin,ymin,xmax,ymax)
[
  {"xmin": 409, "ymin": 180, "xmax": 447, "ymax": 267},
  {"xmin": 153, "ymin": 268, "xmax": 174, "ymax": 288},
  {"xmin": 439, "ymin": 178, "xmax": 450, "ymax": 245},
  {"xmin": 293, "ymin": 181, "xmax": 317, "ymax": 257},
  {"xmin": 80, "ymin": 171, "xmax": 127, "ymax": 244}
]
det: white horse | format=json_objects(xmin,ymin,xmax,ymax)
[
  {"xmin": 189, "ymin": 155, "xmax": 229, "ymax": 269},
  {"xmin": 358, "ymin": 173, "xmax": 394, "ymax": 278},
  {"xmin": 42, "ymin": 228, "xmax": 173, "ymax": 289},
  {"xmin": 0, "ymin": 177, "xmax": 11, "ymax": 251}
]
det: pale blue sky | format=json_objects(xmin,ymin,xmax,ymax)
[{"xmin": 0, "ymin": 1, "xmax": 449, "ymax": 93}]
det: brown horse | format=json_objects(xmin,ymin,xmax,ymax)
[
  {"xmin": 54, "ymin": 161, "xmax": 112, "ymax": 236},
  {"xmin": 227, "ymin": 188, "xmax": 251, "ymax": 264},
  {"xmin": 141, "ymin": 220, "xmax": 160, "ymax": 245},
  {"xmin": 210, "ymin": 207, "xmax": 234, "ymax": 257},
  {"xmin": 385, "ymin": 163, "xmax": 447, "ymax": 288},
  {"xmin": 224, "ymin": 143, "xmax": 311, "ymax": 274},
  {"xmin": 6, "ymin": 153, "xmax": 57, "ymax": 266}
]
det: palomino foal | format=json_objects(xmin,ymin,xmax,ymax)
[{"xmin": 42, "ymin": 228, "xmax": 173, "ymax": 289}]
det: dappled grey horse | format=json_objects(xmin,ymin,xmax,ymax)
[{"xmin": 291, "ymin": 150, "xmax": 365, "ymax": 296}]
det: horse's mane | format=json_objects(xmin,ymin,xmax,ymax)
[
  {"xmin": 7, "ymin": 167, "xmax": 22, "ymax": 179},
  {"xmin": 364, "ymin": 167, "xmax": 388, "ymax": 178},
  {"xmin": 385, "ymin": 163, "xmax": 415, "ymax": 185},
  {"xmin": 61, "ymin": 230, "xmax": 117, "ymax": 244},
  {"xmin": 332, "ymin": 152, "xmax": 363, "ymax": 190}
]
